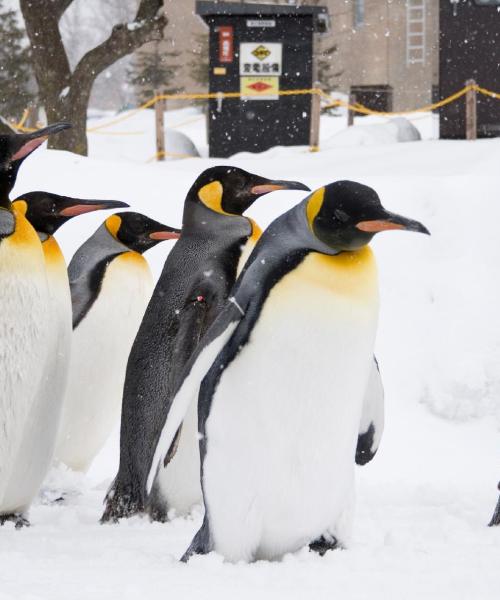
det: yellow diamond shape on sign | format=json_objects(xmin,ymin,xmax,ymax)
[{"xmin": 252, "ymin": 45, "xmax": 271, "ymax": 61}]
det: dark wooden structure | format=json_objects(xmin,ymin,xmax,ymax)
[
  {"xmin": 439, "ymin": 0, "xmax": 500, "ymax": 139},
  {"xmin": 196, "ymin": 1, "xmax": 329, "ymax": 158}
]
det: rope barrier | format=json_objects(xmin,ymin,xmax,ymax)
[{"xmin": 6, "ymin": 83, "xmax": 500, "ymax": 157}]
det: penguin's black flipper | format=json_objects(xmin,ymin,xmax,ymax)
[
  {"xmin": 355, "ymin": 357, "xmax": 384, "ymax": 466},
  {"xmin": 181, "ymin": 514, "xmax": 212, "ymax": 562},
  {"xmin": 488, "ymin": 483, "xmax": 500, "ymax": 526}
]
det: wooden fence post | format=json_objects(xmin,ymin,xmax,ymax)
[
  {"xmin": 465, "ymin": 79, "xmax": 477, "ymax": 141},
  {"xmin": 347, "ymin": 92, "xmax": 356, "ymax": 127},
  {"xmin": 155, "ymin": 91, "xmax": 166, "ymax": 161},
  {"xmin": 309, "ymin": 90, "xmax": 321, "ymax": 152}
]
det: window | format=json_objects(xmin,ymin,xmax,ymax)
[{"xmin": 354, "ymin": 0, "xmax": 365, "ymax": 28}]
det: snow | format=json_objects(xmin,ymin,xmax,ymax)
[{"xmin": 1, "ymin": 109, "xmax": 499, "ymax": 598}]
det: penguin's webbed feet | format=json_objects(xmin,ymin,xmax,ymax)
[
  {"xmin": 0, "ymin": 513, "xmax": 30, "ymax": 529},
  {"xmin": 100, "ymin": 490, "xmax": 144, "ymax": 524},
  {"xmin": 308, "ymin": 534, "xmax": 339, "ymax": 556}
]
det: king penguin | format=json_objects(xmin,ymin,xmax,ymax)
[
  {"xmin": 0, "ymin": 193, "xmax": 128, "ymax": 521},
  {"xmin": 0, "ymin": 122, "xmax": 71, "ymax": 526},
  {"xmin": 148, "ymin": 180, "xmax": 429, "ymax": 562},
  {"xmin": 101, "ymin": 166, "xmax": 310, "ymax": 523},
  {"xmin": 54, "ymin": 212, "xmax": 180, "ymax": 473}
]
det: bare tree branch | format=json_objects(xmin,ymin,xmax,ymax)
[{"xmin": 71, "ymin": 5, "xmax": 167, "ymax": 90}]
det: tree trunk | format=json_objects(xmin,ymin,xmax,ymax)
[{"xmin": 20, "ymin": 0, "xmax": 167, "ymax": 156}]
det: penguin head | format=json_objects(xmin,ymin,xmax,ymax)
[
  {"xmin": 104, "ymin": 212, "xmax": 181, "ymax": 253},
  {"xmin": 306, "ymin": 181, "xmax": 429, "ymax": 252},
  {"xmin": 13, "ymin": 192, "xmax": 129, "ymax": 236},
  {"xmin": 0, "ymin": 122, "xmax": 71, "ymax": 205},
  {"xmin": 189, "ymin": 166, "xmax": 310, "ymax": 217}
]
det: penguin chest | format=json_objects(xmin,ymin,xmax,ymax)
[
  {"xmin": 203, "ymin": 248, "xmax": 379, "ymax": 561},
  {"xmin": 1, "ymin": 238, "xmax": 71, "ymax": 512},
  {"xmin": 0, "ymin": 212, "xmax": 50, "ymax": 507},
  {"xmin": 56, "ymin": 252, "xmax": 153, "ymax": 471}
]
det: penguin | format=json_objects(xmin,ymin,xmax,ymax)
[
  {"xmin": 488, "ymin": 483, "xmax": 500, "ymax": 526},
  {"xmin": 54, "ymin": 212, "xmax": 180, "ymax": 473},
  {"xmin": 0, "ymin": 122, "xmax": 71, "ymax": 526},
  {"xmin": 147, "ymin": 180, "xmax": 429, "ymax": 562},
  {"xmin": 1, "ymin": 193, "xmax": 128, "ymax": 519},
  {"xmin": 101, "ymin": 166, "xmax": 310, "ymax": 523}
]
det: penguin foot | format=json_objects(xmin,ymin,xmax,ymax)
[
  {"xmin": 487, "ymin": 483, "xmax": 500, "ymax": 527},
  {"xmin": 101, "ymin": 492, "xmax": 144, "ymax": 524},
  {"xmin": 0, "ymin": 513, "xmax": 30, "ymax": 529},
  {"xmin": 309, "ymin": 535, "xmax": 339, "ymax": 556}
]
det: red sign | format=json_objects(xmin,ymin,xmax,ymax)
[
  {"xmin": 219, "ymin": 26, "xmax": 233, "ymax": 63},
  {"xmin": 247, "ymin": 81, "xmax": 272, "ymax": 92}
]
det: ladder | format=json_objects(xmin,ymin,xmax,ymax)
[{"xmin": 406, "ymin": 0, "xmax": 426, "ymax": 66}]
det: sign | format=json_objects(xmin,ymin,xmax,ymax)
[
  {"xmin": 240, "ymin": 76, "xmax": 279, "ymax": 101},
  {"xmin": 218, "ymin": 26, "xmax": 233, "ymax": 63},
  {"xmin": 246, "ymin": 19, "xmax": 276, "ymax": 27},
  {"xmin": 240, "ymin": 42, "xmax": 282, "ymax": 76}
]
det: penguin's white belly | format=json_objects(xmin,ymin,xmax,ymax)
[
  {"xmin": 203, "ymin": 250, "xmax": 379, "ymax": 562},
  {"xmin": 0, "ymin": 219, "xmax": 49, "ymax": 512},
  {"xmin": 2, "ymin": 241, "xmax": 71, "ymax": 512},
  {"xmin": 56, "ymin": 252, "xmax": 153, "ymax": 472},
  {"xmin": 155, "ymin": 392, "xmax": 202, "ymax": 515}
]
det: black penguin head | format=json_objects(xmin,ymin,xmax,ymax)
[
  {"xmin": 188, "ymin": 166, "xmax": 310, "ymax": 217},
  {"xmin": 104, "ymin": 212, "xmax": 181, "ymax": 253},
  {"xmin": 306, "ymin": 181, "xmax": 429, "ymax": 252},
  {"xmin": 13, "ymin": 192, "xmax": 129, "ymax": 236},
  {"xmin": 0, "ymin": 122, "xmax": 71, "ymax": 206}
]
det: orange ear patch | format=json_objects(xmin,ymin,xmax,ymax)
[{"xmin": 356, "ymin": 220, "xmax": 406, "ymax": 232}]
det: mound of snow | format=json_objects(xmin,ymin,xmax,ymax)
[
  {"xmin": 325, "ymin": 117, "xmax": 421, "ymax": 147},
  {"xmin": 164, "ymin": 128, "xmax": 200, "ymax": 159}
]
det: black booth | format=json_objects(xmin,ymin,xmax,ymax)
[
  {"xmin": 439, "ymin": 0, "xmax": 500, "ymax": 138},
  {"xmin": 196, "ymin": 1, "xmax": 329, "ymax": 158}
]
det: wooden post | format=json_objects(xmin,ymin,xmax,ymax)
[
  {"xmin": 155, "ymin": 91, "xmax": 166, "ymax": 161},
  {"xmin": 309, "ymin": 31, "xmax": 320, "ymax": 153},
  {"xmin": 347, "ymin": 92, "xmax": 356, "ymax": 127},
  {"xmin": 465, "ymin": 79, "xmax": 477, "ymax": 141},
  {"xmin": 309, "ymin": 90, "xmax": 321, "ymax": 152}
]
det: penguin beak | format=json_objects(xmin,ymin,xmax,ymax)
[
  {"xmin": 149, "ymin": 228, "xmax": 181, "ymax": 241},
  {"xmin": 356, "ymin": 211, "xmax": 430, "ymax": 235},
  {"xmin": 58, "ymin": 199, "xmax": 129, "ymax": 217},
  {"xmin": 250, "ymin": 180, "xmax": 311, "ymax": 195},
  {"xmin": 10, "ymin": 122, "xmax": 72, "ymax": 162}
]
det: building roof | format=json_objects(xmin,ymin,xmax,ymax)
[{"xmin": 196, "ymin": 1, "xmax": 328, "ymax": 18}]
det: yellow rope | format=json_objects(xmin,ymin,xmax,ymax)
[{"xmin": 7, "ymin": 84, "xmax": 500, "ymax": 141}]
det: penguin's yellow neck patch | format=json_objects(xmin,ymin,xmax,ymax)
[
  {"xmin": 198, "ymin": 180, "xmax": 228, "ymax": 215},
  {"xmin": 12, "ymin": 199, "xmax": 27, "ymax": 216},
  {"xmin": 248, "ymin": 218, "xmax": 262, "ymax": 243},
  {"xmin": 300, "ymin": 246, "xmax": 378, "ymax": 299},
  {"xmin": 42, "ymin": 234, "xmax": 66, "ymax": 271},
  {"xmin": 106, "ymin": 214, "xmax": 122, "ymax": 239},
  {"xmin": 306, "ymin": 187, "xmax": 325, "ymax": 230},
  {"xmin": 10, "ymin": 202, "xmax": 39, "ymax": 247}
]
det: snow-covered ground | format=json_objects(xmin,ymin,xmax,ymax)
[{"xmin": 1, "ymin": 109, "xmax": 499, "ymax": 599}]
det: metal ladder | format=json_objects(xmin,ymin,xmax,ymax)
[{"xmin": 406, "ymin": 0, "xmax": 426, "ymax": 66}]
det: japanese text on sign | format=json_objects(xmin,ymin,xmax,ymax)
[{"xmin": 239, "ymin": 42, "xmax": 282, "ymax": 76}]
